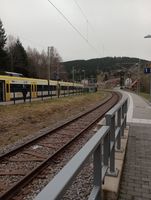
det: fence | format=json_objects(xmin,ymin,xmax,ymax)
[
  {"xmin": 11, "ymin": 88, "xmax": 84, "ymax": 104},
  {"xmin": 35, "ymin": 95, "xmax": 128, "ymax": 200}
]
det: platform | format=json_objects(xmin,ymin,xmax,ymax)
[{"xmin": 118, "ymin": 91, "xmax": 151, "ymax": 200}]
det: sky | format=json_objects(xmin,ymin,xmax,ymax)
[{"xmin": 0, "ymin": 0, "xmax": 151, "ymax": 61}]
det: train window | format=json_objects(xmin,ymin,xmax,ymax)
[
  {"xmin": 37, "ymin": 85, "xmax": 42, "ymax": 91},
  {"xmin": 50, "ymin": 85, "xmax": 56, "ymax": 91},
  {"xmin": 10, "ymin": 84, "xmax": 22, "ymax": 92},
  {"xmin": 61, "ymin": 86, "xmax": 67, "ymax": 90},
  {"xmin": 44, "ymin": 85, "xmax": 49, "ymax": 90},
  {"xmin": 37, "ymin": 85, "xmax": 50, "ymax": 91},
  {"xmin": 69, "ymin": 86, "xmax": 74, "ymax": 90},
  {"xmin": 10, "ymin": 84, "xmax": 30, "ymax": 93}
]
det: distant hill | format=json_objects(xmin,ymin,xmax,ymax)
[{"xmin": 63, "ymin": 57, "xmax": 148, "ymax": 81}]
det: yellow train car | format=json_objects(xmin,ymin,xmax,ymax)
[{"xmin": 0, "ymin": 75, "xmax": 84, "ymax": 102}]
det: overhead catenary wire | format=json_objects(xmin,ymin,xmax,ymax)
[
  {"xmin": 73, "ymin": 0, "xmax": 102, "ymax": 57},
  {"xmin": 73, "ymin": 0, "xmax": 88, "ymax": 22},
  {"xmin": 47, "ymin": 0, "xmax": 100, "ymax": 57},
  {"xmin": 73, "ymin": 0, "xmax": 89, "ymax": 42}
]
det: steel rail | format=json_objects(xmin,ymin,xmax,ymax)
[
  {"xmin": 0, "ymin": 92, "xmax": 113, "ymax": 161},
  {"xmin": 0, "ymin": 92, "xmax": 120, "ymax": 200}
]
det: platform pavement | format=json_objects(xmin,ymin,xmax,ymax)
[{"xmin": 118, "ymin": 91, "xmax": 151, "ymax": 200}]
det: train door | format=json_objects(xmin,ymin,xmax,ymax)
[
  {"xmin": 0, "ymin": 81, "xmax": 5, "ymax": 102},
  {"xmin": 5, "ymin": 80, "xmax": 10, "ymax": 101},
  {"xmin": 31, "ymin": 83, "xmax": 37, "ymax": 98}
]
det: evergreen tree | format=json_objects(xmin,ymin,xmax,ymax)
[
  {"xmin": 13, "ymin": 39, "xmax": 28, "ymax": 67},
  {"xmin": 0, "ymin": 19, "xmax": 7, "ymax": 68},
  {"xmin": 0, "ymin": 19, "xmax": 7, "ymax": 49},
  {"xmin": 11, "ymin": 39, "xmax": 29, "ymax": 76}
]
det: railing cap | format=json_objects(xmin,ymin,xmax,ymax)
[
  {"xmin": 106, "ymin": 94, "xmax": 128, "ymax": 117},
  {"xmin": 34, "ymin": 126, "xmax": 110, "ymax": 200}
]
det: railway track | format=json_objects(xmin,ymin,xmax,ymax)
[{"xmin": 0, "ymin": 92, "xmax": 120, "ymax": 200}]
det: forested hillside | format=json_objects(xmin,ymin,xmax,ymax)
[{"xmin": 63, "ymin": 57, "xmax": 148, "ymax": 81}]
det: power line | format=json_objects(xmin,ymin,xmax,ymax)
[
  {"xmin": 73, "ymin": 0, "xmax": 89, "ymax": 43},
  {"xmin": 73, "ymin": 0, "xmax": 88, "ymax": 22},
  {"xmin": 73, "ymin": 0, "xmax": 102, "ymax": 57},
  {"xmin": 73, "ymin": 0, "xmax": 95, "ymax": 33},
  {"xmin": 47, "ymin": 0, "xmax": 100, "ymax": 56}
]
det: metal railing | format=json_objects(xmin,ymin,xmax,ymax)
[
  {"xmin": 35, "ymin": 95, "xmax": 128, "ymax": 200},
  {"xmin": 11, "ymin": 89, "xmax": 84, "ymax": 104}
]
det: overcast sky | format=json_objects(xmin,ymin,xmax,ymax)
[{"xmin": 1, "ymin": 0, "xmax": 151, "ymax": 61}]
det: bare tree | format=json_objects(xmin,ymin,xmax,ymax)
[
  {"xmin": 27, "ymin": 47, "xmax": 39, "ymax": 77},
  {"xmin": 48, "ymin": 46, "xmax": 67, "ymax": 80},
  {"xmin": 27, "ymin": 46, "xmax": 67, "ymax": 80}
]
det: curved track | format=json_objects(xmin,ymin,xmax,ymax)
[{"xmin": 0, "ymin": 92, "xmax": 120, "ymax": 200}]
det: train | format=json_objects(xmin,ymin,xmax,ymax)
[{"xmin": 0, "ymin": 73, "xmax": 84, "ymax": 102}]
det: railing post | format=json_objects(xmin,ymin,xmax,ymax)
[
  {"xmin": 106, "ymin": 114, "xmax": 117, "ymax": 176},
  {"xmin": 110, "ymin": 115, "xmax": 115, "ymax": 174},
  {"xmin": 103, "ymin": 132, "xmax": 109, "ymax": 166},
  {"xmin": 124, "ymin": 100, "xmax": 128, "ymax": 128},
  {"xmin": 93, "ymin": 144, "xmax": 102, "ymax": 200},
  {"xmin": 121, "ymin": 104, "xmax": 125, "ymax": 136},
  {"xmin": 117, "ymin": 108, "xmax": 121, "ymax": 150}
]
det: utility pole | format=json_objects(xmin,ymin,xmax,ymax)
[
  {"xmin": 47, "ymin": 46, "xmax": 54, "ymax": 79},
  {"xmin": 47, "ymin": 47, "xmax": 51, "ymax": 96},
  {"xmin": 82, "ymin": 69, "xmax": 85, "ymax": 87},
  {"xmin": 72, "ymin": 66, "xmax": 75, "ymax": 83}
]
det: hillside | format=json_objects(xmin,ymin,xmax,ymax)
[{"xmin": 63, "ymin": 57, "xmax": 148, "ymax": 81}]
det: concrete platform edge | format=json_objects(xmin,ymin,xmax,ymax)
[{"xmin": 102, "ymin": 126, "xmax": 129, "ymax": 200}]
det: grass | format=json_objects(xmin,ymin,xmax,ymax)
[
  {"xmin": 0, "ymin": 91, "xmax": 109, "ymax": 148},
  {"xmin": 139, "ymin": 92, "xmax": 151, "ymax": 101}
]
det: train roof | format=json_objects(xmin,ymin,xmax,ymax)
[
  {"xmin": 0, "ymin": 75, "xmax": 47, "ymax": 84},
  {"xmin": 0, "ymin": 75, "xmax": 83, "ymax": 87}
]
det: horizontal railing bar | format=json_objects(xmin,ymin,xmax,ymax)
[
  {"xmin": 110, "ymin": 141, "xmax": 114, "ymax": 152},
  {"xmin": 115, "ymin": 127, "xmax": 120, "ymax": 140},
  {"xmin": 34, "ymin": 94, "xmax": 128, "ymax": 200},
  {"xmin": 121, "ymin": 115, "xmax": 126, "ymax": 126},
  {"xmin": 106, "ymin": 96, "xmax": 127, "ymax": 117},
  {"xmin": 97, "ymin": 117, "xmax": 106, "ymax": 126},
  {"xmin": 88, "ymin": 186, "xmax": 100, "ymax": 200},
  {"xmin": 35, "ymin": 126, "xmax": 110, "ymax": 200}
]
